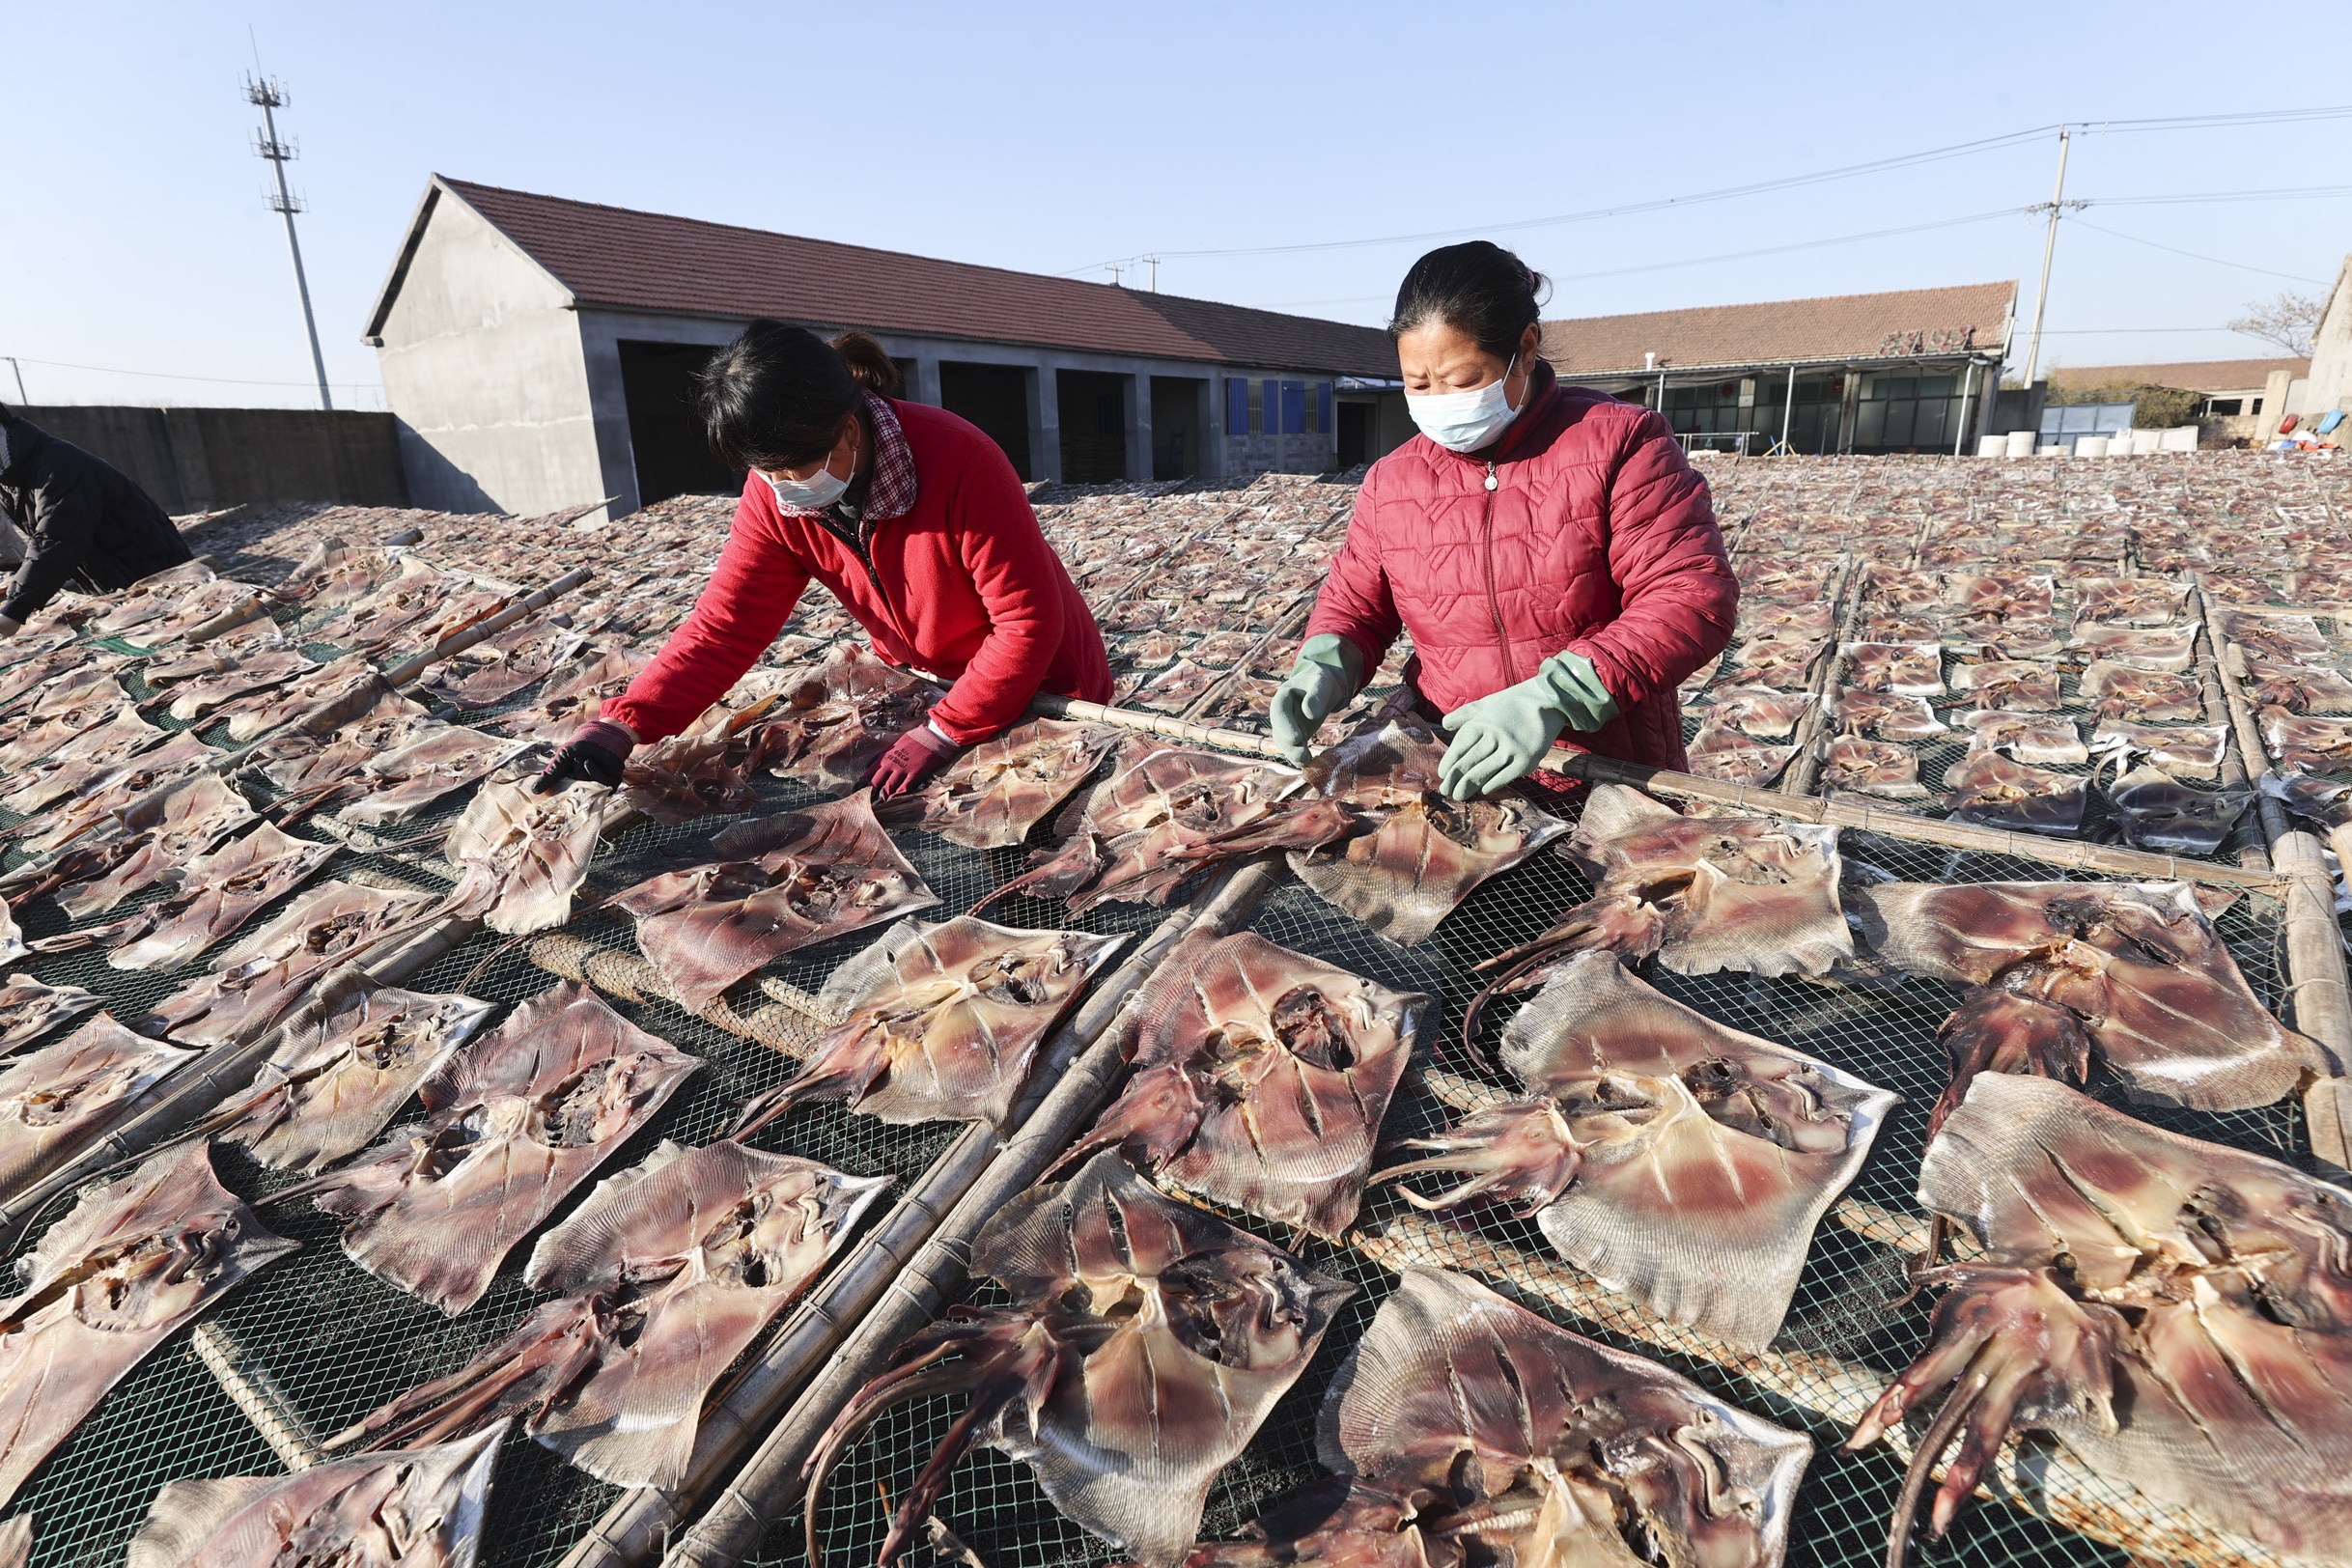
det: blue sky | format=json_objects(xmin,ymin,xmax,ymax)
[{"xmin": 4, "ymin": 1, "xmax": 2343, "ymax": 408}]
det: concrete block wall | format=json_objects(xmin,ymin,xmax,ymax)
[{"xmin": 12, "ymin": 406, "xmax": 408, "ymax": 513}]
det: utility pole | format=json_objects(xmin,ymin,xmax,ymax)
[
  {"xmin": 1146, "ymin": 255, "xmax": 1159, "ymax": 293},
  {"xmin": 2020, "ymin": 126, "xmax": 2087, "ymax": 390},
  {"xmin": 245, "ymin": 73, "xmax": 332, "ymax": 410},
  {"xmin": 4, "ymin": 358, "xmax": 24, "ymax": 404}
]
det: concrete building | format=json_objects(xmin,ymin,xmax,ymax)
[
  {"xmin": 1540, "ymin": 282, "xmax": 2017, "ymax": 456},
  {"xmin": 2046, "ymin": 357, "xmax": 2309, "ymax": 448},
  {"xmin": 2300, "ymin": 252, "xmax": 2352, "ymax": 434},
  {"xmin": 363, "ymin": 177, "xmax": 1406, "ymax": 517}
]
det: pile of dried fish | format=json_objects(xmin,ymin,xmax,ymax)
[{"xmin": 878, "ymin": 716, "xmax": 1121, "ymax": 848}]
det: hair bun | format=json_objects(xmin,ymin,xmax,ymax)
[{"xmin": 829, "ymin": 331, "xmax": 905, "ymax": 397}]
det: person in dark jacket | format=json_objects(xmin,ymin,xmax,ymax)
[{"xmin": 0, "ymin": 406, "xmax": 194, "ymax": 635}]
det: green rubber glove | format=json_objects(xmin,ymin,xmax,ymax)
[
  {"xmin": 1438, "ymin": 650, "xmax": 1618, "ymax": 799},
  {"xmin": 1267, "ymin": 633, "xmax": 1365, "ymax": 764}
]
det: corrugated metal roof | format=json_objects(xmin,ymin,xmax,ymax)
[
  {"xmin": 2048, "ymin": 357, "xmax": 2307, "ymax": 393},
  {"xmin": 1541, "ymin": 282, "xmax": 2017, "ymax": 376},
  {"xmin": 386, "ymin": 177, "xmax": 1400, "ymax": 378}
]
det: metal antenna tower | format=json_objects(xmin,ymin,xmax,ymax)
[{"xmin": 245, "ymin": 72, "xmax": 332, "ymax": 410}]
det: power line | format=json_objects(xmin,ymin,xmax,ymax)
[
  {"xmin": 2064, "ymin": 217, "xmax": 2333, "ymax": 284},
  {"xmin": 8, "ymin": 355, "xmax": 383, "ymax": 391}
]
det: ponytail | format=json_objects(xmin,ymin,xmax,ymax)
[{"xmin": 828, "ymin": 330, "xmax": 904, "ymax": 397}]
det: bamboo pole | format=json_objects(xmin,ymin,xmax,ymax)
[
  {"xmin": 1777, "ymin": 552, "xmax": 1862, "ymax": 799},
  {"xmin": 1030, "ymin": 692, "xmax": 2292, "ymax": 893},
  {"xmin": 2198, "ymin": 586, "xmax": 2352, "ymax": 1166},
  {"xmin": 379, "ymin": 565, "xmax": 593, "ymax": 687},
  {"xmin": 190, "ymin": 1321, "xmax": 324, "ymax": 1471},
  {"xmin": 658, "ymin": 859, "xmax": 1287, "ymax": 1568},
  {"xmin": 2189, "ymin": 590, "xmax": 2272, "ymax": 873}
]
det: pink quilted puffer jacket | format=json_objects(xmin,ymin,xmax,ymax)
[{"xmin": 1304, "ymin": 363, "xmax": 1737, "ymax": 771}]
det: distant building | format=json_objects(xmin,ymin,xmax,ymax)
[
  {"xmin": 2301, "ymin": 253, "xmax": 2352, "ymax": 437},
  {"xmin": 363, "ymin": 177, "xmax": 1408, "ymax": 516},
  {"xmin": 1539, "ymin": 282, "xmax": 2016, "ymax": 456},
  {"xmin": 2045, "ymin": 356, "xmax": 2310, "ymax": 450}
]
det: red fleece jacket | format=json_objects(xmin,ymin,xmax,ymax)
[
  {"xmin": 1303, "ymin": 365, "xmax": 1737, "ymax": 771},
  {"xmin": 605, "ymin": 400, "xmax": 1112, "ymax": 746}
]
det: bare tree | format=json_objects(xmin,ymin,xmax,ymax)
[{"xmin": 2228, "ymin": 291, "xmax": 2325, "ymax": 357}]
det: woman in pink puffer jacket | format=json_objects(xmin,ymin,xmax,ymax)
[{"xmin": 1270, "ymin": 242, "xmax": 1738, "ymax": 799}]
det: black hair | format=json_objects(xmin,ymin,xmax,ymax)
[
  {"xmin": 694, "ymin": 322, "xmax": 901, "ymax": 471},
  {"xmin": 1388, "ymin": 241, "xmax": 1550, "ymax": 361}
]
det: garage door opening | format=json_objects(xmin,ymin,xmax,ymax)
[
  {"xmin": 1150, "ymin": 377, "xmax": 1205, "ymax": 481},
  {"xmin": 618, "ymin": 340, "xmax": 738, "ymax": 507},
  {"xmin": 939, "ymin": 362, "xmax": 1032, "ymax": 479},
  {"xmin": 1056, "ymin": 371, "xmax": 1130, "ymax": 484}
]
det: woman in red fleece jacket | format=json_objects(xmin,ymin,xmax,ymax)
[
  {"xmin": 1269, "ymin": 242, "xmax": 1736, "ymax": 798},
  {"xmin": 537, "ymin": 325, "xmax": 1112, "ymax": 798}
]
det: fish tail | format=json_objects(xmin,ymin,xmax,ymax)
[{"xmin": 1881, "ymin": 1364, "xmax": 1990, "ymax": 1568}]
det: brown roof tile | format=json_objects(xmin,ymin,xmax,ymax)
[
  {"xmin": 2046, "ymin": 357, "xmax": 2307, "ymax": 393},
  {"xmin": 1541, "ymin": 282, "xmax": 2016, "ymax": 377},
  {"xmin": 418, "ymin": 178, "xmax": 1400, "ymax": 378}
]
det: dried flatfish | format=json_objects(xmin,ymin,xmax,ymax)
[
  {"xmin": 2089, "ymin": 718, "xmax": 2227, "ymax": 778},
  {"xmin": 2240, "ymin": 655, "xmax": 2352, "ymax": 714},
  {"xmin": 1382, "ymin": 954, "xmax": 1892, "ymax": 1349},
  {"xmin": 1743, "ymin": 561, "xmax": 1835, "ymax": 602},
  {"xmin": 2103, "ymin": 765, "xmax": 2249, "ymax": 855},
  {"xmin": 442, "ymin": 778, "xmax": 608, "ymax": 936},
  {"xmin": 0, "ymin": 705, "xmax": 163, "ymax": 818},
  {"xmin": 1962, "ymin": 710, "xmax": 2087, "ymax": 766},
  {"xmin": 1941, "ymin": 750, "xmax": 2086, "ymax": 836},
  {"xmin": 492, "ymin": 646, "xmax": 650, "ymax": 742},
  {"xmin": 1700, "ymin": 685, "xmax": 1815, "ymax": 740},
  {"xmin": 2074, "ymin": 575, "xmax": 2191, "ymax": 627},
  {"xmin": 161, "ymin": 648, "xmax": 319, "ymax": 723},
  {"xmin": 251, "ymin": 690, "xmax": 432, "ymax": 798},
  {"xmin": 806, "ymin": 1151, "xmax": 1350, "ymax": 1568},
  {"xmin": 0, "ymin": 1139, "xmax": 294, "ymax": 1510},
  {"xmin": 1859, "ymin": 607, "xmax": 1943, "ymax": 643},
  {"xmin": 1288, "ymin": 718, "xmax": 1568, "ymax": 945},
  {"xmin": 1737, "ymin": 599, "xmax": 1835, "ymax": 639},
  {"xmin": 289, "ymin": 982, "xmax": 700, "ymax": 1314},
  {"xmin": 1132, "ymin": 658, "xmax": 1223, "ymax": 714},
  {"xmin": 1472, "ymin": 785, "xmax": 1851, "ymax": 1020},
  {"xmin": 2220, "ymin": 607, "xmax": 2335, "ymax": 666},
  {"xmin": 1834, "ymin": 688, "xmax": 1947, "ymax": 741},
  {"xmin": 1840, "ymin": 641, "xmax": 1945, "ymax": 695},
  {"xmin": 0, "ymin": 1014, "xmax": 194, "ymax": 1197},
  {"xmin": 329, "ymin": 723, "xmax": 528, "ymax": 828},
  {"xmin": 1056, "ymin": 931, "xmax": 1420, "ymax": 1236},
  {"xmin": 106, "ymin": 822, "xmax": 339, "ymax": 970},
  {"xmin": 2066, "ymin": 623, "xmax": 2197, "ymax": 672},
  {"xmin": 126, "ymin": 1423, "xmax": 503, "ymax": 1568},
  {"xmin": 1849, "ymin": 1075, "xmax": 2352, "ymax": 1565},
  {"xmin": 1850, "ymin": 880, "xmax": 2327, "ymax": 1110},
  {"xmin": 753, "ymin": 642, "xmax": 937, "ymax": 789},
  {"xmin": 217, "ymin": 654, "xmax": 383, "ymax": 743},
  {"xmin": 739, "ymin": 916, "xmax": 1122, "ymax": 1133},
  {"xmin": 613, "ymin": 791, "xmax": 938, "ymax": 1012},
  {"xmin": 1944, "ymin": 620, "xmax": 2063, "ymax": 661},
  {"xmin": 1728, "ymin": 636, "xmax": 1826, "ymax": 690},
  {"xmin": 981, "ymin": 739, "xmax": 1352, "ymax": 913},
  {"xmin": 876, "ymin": 717, "xmax": 1121, "ymax": 849},
  {"xmin": 1944, "ymin": 571, "xmax": 2054, "ymax": 620},
  {"xmin": 325, "ymin": 1143, "xmax": 883, "ymax": 1487},
  {"xmin": 619, "ymin": 727, "xmax": 772, "ymax": 826},
  {"xmin": 0, "ymin": 977, "xmax": 103, "ymax": 1054},
  {"xmin": 0, "ymin": 644, "xmax": 129, "ymax": 709},
  {"xmin": 2262, "ymin": 771, "xmax": 2352, "ymax": 873},
  {"xmin": 210, "ymin": 978, "xmax": 498, "ymax": 1172},
  {"xmin": 2263, "ymin": 710, "xmax": 2352, "ymax": 775},
  {"xmin": 1819, "ymin": 737, "xmax": 1926, "ymax": 798},
  {"xmin": 52, "ymin": 773, "xmax": 257, "ymax": 921},
  {"xmin": 424, "ymin": 615, "xmax": 585, "ymax": 709},
  {"xmin": 1686, "ymin": 723, "xmax": 1794, "ymax": 785},
  {"xmin": 1946, "ymin": 658, "xmax": 2060, "ymax": 712},
  {"xmin": 139, "ymin": 880, "xmax": 439, "ymax": 1048},
  {"xmin": 2079, "ymin": 660, "xmax": 2203, "ymax": 722},
  {"xmin": 1208, "ymin": 1269, "xmax": 1811, "ymax": 1568}
]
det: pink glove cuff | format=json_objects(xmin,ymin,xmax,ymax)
[{"xmin": 568, "ymin": 719, "xmax": 638, "ymax": 758}]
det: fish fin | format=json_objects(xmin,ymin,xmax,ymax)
[{"xmin": 127, "ymin": 1477, "xmax": 274, "ymax": 1568}]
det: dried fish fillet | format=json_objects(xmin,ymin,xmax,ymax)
[
  {"xmin": 106, "ymin": 822, "xmax": 339, "ymax": 970},
  {"xmin": 1941, "ymin": 749, "xmax": 2086, "ymax": 836},
  {"xmin": 1727, "ymin": 636, "xmax": 1826, "ymax": 690},
  {"xmin": 614, "ymin": 790, "xmax": 939, "ymax": 1012},
  {"xmin": 740, "ymin": 916, "xmax": 1122, "ymax": 1133},
  {"xmin": 1944, "ymin": 571, "xmax": 2054, "ymax": 620},
  {"xmin": 127, "ymin": 1424, "xmax": 503, "ymax": 1568},
  {"xmin": 330, "ymin": 722, "xmax": 528, "ymax": 828},
  {"xmin": 293, "ymin": 982, "xmax": 700, "ymax": 1314},
  {"xmin": 326, "ymin": 1143, "xmax": 883, "ymax": 1487},
  {"xmin": 1290, "ymin": 1269, "xmax": 1811, "ymax": 1567},
  {"xmin": 1382, "ymin": 954, "xmax": 1892, "ymax": 1349},
  {"xmin": 1839, "ymin": 641, "xmax": 1945, "ymax": 695},
  {"xmin": 1818, "ymin": 736, "xmax": 1926, "ymax": 798},
  {"xmin": 443, "ymin": 778, "xmax": 608, "ymax": 936},
  {"xmin": 2073, "ymin": 575, "xmax": 2190, "ymax": 627},
  {"xmin": 2066, "ymin": 623, "xmax": 2197, "ymax": 672},
  {"xmin": 1057, "ymin": 930, "xmax": 1421, "ymax": 1236},
  {"xmin": 2079, "ymin": 660, "xmax": 2204, "ymax": 722},
  {"xmin": 1473, "ymin": 785, "xmax": 1851, "ymax": 1015},
  {"xmin": 752, "ymin": 642, "xmax": 937, "ymax": 789},
  {"xmin": 50, "ymin": 773, "xmax": 257, "ymax": 921},
  {"xmin": 2104, "ymin": 765, "xmax": 2250, "ymax": 856},
  {"xmin": 0, "ymin": 977, "xmax": 103, "ymax": 1054},
  {"xmin": 211, "ymin": 978, "xmax": 498, "ymax": 1172},
  {"xmin": 1850, "ymin": 1075, "xmax": 2352, "ymax": 1564},
  {"xmin": 1686, "ymin": 723, "xmax": 1795, "ymax": 785},
  {"xmin": 1288, "ymin": 718, "xmax": 1569, "ymax": 945},
  {"xmin": 1962, "ymin": 710, "xmax": 2087, "ymax": 766},
  {"xmin": 806, "ymin": 1152, "xmax": 1350, "ymax": 1568},
  {"xmin": 2219, "ymin": 607, "xmax": 2334, "ymax": 666},
  {"xmin": 139, "ymin": 880, "xmax": 439, "ymax": 1048},
  {"xmin": 2263, "ymin": 710, "xmax": 2352, "ymax": 775},
  {"xmin": 1834, "ymin": 688, "xmax": 1947, "ymax": 741},
  {"xmin": 1946, "ymin": 658, "xmax": 2059, "ymax": 712},
  {"xmin": 0, "ymin": 706, "xmax": 162, "ymax": 818},
  {"xmin": 0, "ymin": 1140, "xmax": 295, "ymax": 1510},
  {"xmin": 876, "ymin": 717, "xmax": 1120, "ymax": 849},
  {"xmin": 424, "ymin": 615, "xmax": 585, "ymax": 709},
  {"xmin": 162, "ymin": 648, "xmax": 319, "ymax": 723},
  {"xmin": 1850, "ymin": 880, "xmax": 2328, "ymax": 1110},
  {"xmin": 0, "ymin": 1014, "xmax": 194, "ymax": 1198},
  {"xmin": 218, "ymin": 655, "xmax": 383, "ymax": 743},
  {"xmin": 1737, "ymin": 599, "xmax": 1834, "ymax": 640},
  {"xmin": 492, "ymin": 646, "xmax": 650, "ymax": 742},
  {"xmin": 2240, "ymin": 656, "xmax": 2352, "ymax": 714},
  {"xmin": 2088, "ymin": 718, "xmax": 2227, "ymax": 779},
  {"xmin": 1700, "ymin": 685, "xmax": 1816, "ymax": 740},
  {"xmin": 15, "ymin": 732, "xmax": 217, "ymax": 857}
]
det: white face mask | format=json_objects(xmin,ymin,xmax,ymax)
[
  {"xmin": 1406, "ymin": 352, "xmax": 1526, "ymax": 453},
  {"xmin": 764, "ymin": 427, "xmax": 856, "ymax": 512}
]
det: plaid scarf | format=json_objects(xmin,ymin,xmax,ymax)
[{"xmin": 858, "ymin": 393, "xmax": 916, "ymax": 522}]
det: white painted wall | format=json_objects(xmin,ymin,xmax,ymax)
[{"xmin": 2304, "ymin": 253, "xmax": 2352, "ymax": 423}]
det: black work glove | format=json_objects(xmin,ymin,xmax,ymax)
[{"xmin": 534, "ymin": 720, "xmax": 632, "ymax": 793}]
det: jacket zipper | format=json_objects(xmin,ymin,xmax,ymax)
[{"xmin": 1478, "ymin": 460, "xmax": 1518, "ymax": 683}]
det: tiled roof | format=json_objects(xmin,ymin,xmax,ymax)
[
  {"xmin": 2047, "ymin": 357, "xmax": 2308, "ymax": 393},
  {"xmin": 386, "ymin": 178, "xmax": 1400, "ymax": 378},
  {"xmin": 1541, "ymin": 282, "xmax": 2016, "ymax": 377}
]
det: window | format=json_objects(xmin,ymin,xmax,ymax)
[
  {"xmin": 1225, "ymin": 378, "xmax": 1249, "ymax": 436},
  {"xmin": 1247, "ymin": 378, "xmax": 1265, "ymax": 434},
  {"xmin": 2037, "ymin": 400, "xmax": 2135, "ymax": 454},
  {"xmin": 1856, "ymin": 372, "xmax": 1965, "ymax": 454},
  {"xmin": 2198, "ymin": 397, "xmax": 2244, "ymax": 418}
]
